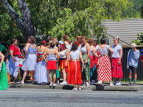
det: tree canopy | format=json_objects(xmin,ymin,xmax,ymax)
[{"xmin": 0, "ymin": 0, "xmax": 138, "ymax": 43}]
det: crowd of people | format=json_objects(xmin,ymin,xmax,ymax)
[{"xmin": 0, "ymin": 35, "xmax": 142, "ymax": 90}]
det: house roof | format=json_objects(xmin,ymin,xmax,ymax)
[{"xmin": 102, "ymin": 18, "xmax": 143, "ymax": 46}]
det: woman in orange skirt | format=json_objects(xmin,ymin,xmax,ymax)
[
  {"xmin": 68, "ymin": 43, "xmax": 84, "ymax": 90},
  {"xmin": 59, "ymin": 41, "xmax": 69, "ymax": 85}
]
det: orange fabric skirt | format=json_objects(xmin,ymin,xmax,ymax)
[
  {"xmin": 47, "ymin": 61, "xmax": 57, "ymax": 70},
  {"xmin": 67, "ymin": 61, "xmax": 82, "ymax": 85}
]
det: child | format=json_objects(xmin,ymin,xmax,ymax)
[{"xmin": 127, "ymin": 43, "xmax": 140, "ymax": 85}]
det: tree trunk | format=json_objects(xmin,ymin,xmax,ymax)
[{"xmin": 1, "ymin": 0, "xmax": 35, "ymax": 41}]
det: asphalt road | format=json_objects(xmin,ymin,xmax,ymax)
[{"xmin": 0, "ymin": 88, "xmax": 143, "ymax": 107}]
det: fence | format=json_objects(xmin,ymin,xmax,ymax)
[{"xmin": 1, "ymin": 42, "xmax": 143, "ymax": 81}]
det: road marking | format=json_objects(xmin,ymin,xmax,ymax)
[{"xmin": 0, "ymin": 90, "xmax": 142, "ymax": 96}]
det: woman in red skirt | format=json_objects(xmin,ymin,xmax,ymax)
[
  {"xmin": 68, "ymin": 43, "xmax": 84, "ymax": 90},
  {"xmin": 95, "ymin": 39, "xmax": 113, "ymax": 87},
  {"xmin": 44, "ymin": 42, "xmax": 60, "ymax": 87},
  {"xmin": 111, "ymin": 37, "xmax": 123, "ymax": 85}
]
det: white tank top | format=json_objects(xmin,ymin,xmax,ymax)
[
  {"xmin": 90, "ymin": 46, "xmax": 93, "ymax": 56},
  {"xmin": 79, "ymin": 44, "xmax": 87, "ymax": 54},
  {"xmin": 66, "ymin": 45, "xmax": 71, "ymax": 52},
  {"xmin": 71, "ymin": 50, "xmax": 80, "ymax": 59},
  {"xmin": 59, "ymin": 49, "xmax": 67, "ymax": 59}
]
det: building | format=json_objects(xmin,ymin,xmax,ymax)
[{"xmin": 102, "ymin": 18, "xmax": 143, "ymax": 46}]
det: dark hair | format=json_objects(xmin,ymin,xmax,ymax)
[
  {"xmin": 93, "ymin": 40, "xmax": 98, "ymax": 45},
  {"xmin": 11, "ymin": 38, "xmax": 17, "ymax": 44},
  {"xmin": 29, "ymin": 36, "xmax": 35, "ymax": 43},
  {"xmin": 50, "ymin": 42, "xmax": 56, "ymax": 48},
  {"xmin": 71, "ymin": 43, "xmax": 78, "ymax": 51},
  {"xmin": 63, "ymin": 35, "xmax": 68, "ymax": 41},
  {"xmin": 100, "ymin": 38, "xmax": 106, "ymax": 44},
  {"xmin": 81, "ymin": 36, "xmax": 87, "ymax": 40},
  {"xmin": 87, "ymin": 39, "xmax": 93, "ymax": 46},
  {"xmin": 40, "ymin": 41, "xmax": 45, "ymax": 46},
  {"xmin": 76, "ymin": 36, "xmax": 82, "ymax": 44}
]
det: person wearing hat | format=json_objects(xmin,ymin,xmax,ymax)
[{"xmin": 127, "ymin": 43, "xmax": 140, "ymax": 85}]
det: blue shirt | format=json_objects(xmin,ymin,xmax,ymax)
[{"xmin": 127, "ymin": 49, "xmax": 140, "ymax": 68}]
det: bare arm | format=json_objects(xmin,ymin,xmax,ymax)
[
  {"xmin": 25, "ymin": 43, "xmax": 30, "ymax": 55},
  {"xmin": 119, "ymin": 49, "xmax": 123, "ymax": 60},
  {"xmin": 108, "ymin": 47, "xmax": 113, "ymax": 53},
  {"xmin": 65, "ymin": 50, "xmax": 69, "ymax": 65},
  {"xmin": 79, "ymin": 51, "xmax": 84, "ymax": 66},
  {"xmin": 0, "ymin": 52, "xmax": 5, "ymax": 65},
  {"xmin": 85, "ymin": 43, "xmax": 90, "ymax": 61},
  {"xmin": 10, "ymin": 50, "xmax": 16, "ymax": 61},
  {"xmin": 56, "ymin": 50, "xmax": 60, "ymax": 62}
]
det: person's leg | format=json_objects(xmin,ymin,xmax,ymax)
[
  {"xmin": 48, "ymin": 70, "xmax": 52, "ymax": 85},
  {"xmin": 133, "ymin": 68, "xmax": 137, "ymax": 84},
  {"xmin": 21, "ymin": 71, "xmax": 27, "ymax": 82},
  {"xmin": 129, "ymin": 66, "xmax": 132, "ymax": 83},
  {"xmin": 119, "ymin": 78, "xmax": 122, "ymax": 82},
  {"xmin": 32, "ymin": 71, "xmax": 35, "ymax": 82},
  {"xmin": 62, "ymin": 68, "xmax": 66, "ymax": 81},
  {"xmin": 114, "ymin": 78, "xmax": 117, "ymax": 83},
  {"xmin": 53, "ymin": 69, "xmax": 56, "ymax": 84},
  {"xmin": 13, "ymin": 57, "xmax": 20, "ymax": 80}
]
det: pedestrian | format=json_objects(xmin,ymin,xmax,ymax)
[
  {"xmin": 51, "ymin": 41, "xmax": 60, "ymax": 84},
  {"xmin": 0, "ymin": 52, "xmax": 9, "ymax": 90},
  {"xmin": 127, "ymin": 43, "xmax": 140, "ymax": 85},
  {"xmin": 59, "ymin": 41, "xmax": 69, "ymax": 85},
  {"xmin": 63, "ymin": 35, "xmax": 72, "ymax": 52},
  {"xmin": 0, "ymin": 43, "xmax": 7, "ymax": 55},
  {"xmin": 78, "ymin": 36, "xmax": 90, "ymax": 86},
  {"xmin": 44, "ymin": 42, "xmax": 60, "ymax": 87},
  {"xmin": 87, "ymin": 39, "xmax": 97, "ymax": 85},
  {"xmin": 76, "ymin": 36, "xmax": 82, "ymax": 47},
  {"xmin": 68, "ymin": 43, "xmax": 84, "ymax": 90},
  {"xmin": 21, "ymin": 36, "xmax": 37, "ymax": 84},
  {"xmin": 9, "ymin": 38, "xmax": 22, "ymax": 83},
  {"xmin": 35, "ymin": 40, "xmax": 49, "ymax": 85},
  {"xmin": 111, "ymin": 37, "xmax": 123, "ymax": 85},
  {"xmin": 95, "ymin": 38, "xmax": 113, "ymax": 86}
]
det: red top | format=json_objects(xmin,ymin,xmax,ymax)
[
  {"xmin": 140, "ymin": 55, "xmax": 143, "ymax": 66},
  {"xmin": 9, "ymin": 44, "xmax": 21, "ymax": 56}
]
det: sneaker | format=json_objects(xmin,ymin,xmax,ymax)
[
  {"xmin": 128, "ymin": 83, "xmax": 132, "ymax": 86},
  {"xmin": 110, "ymin": 83, "xmax": 114, "ymax": 87},
  {"xmin": 90, "ymin": 80, "xmax": 95, "ymax": 85},
  {"xmin": 72, "ymin": 88, "xmax": 77, "ymax": 90},
  {"xmin": 133, "ymin": 82, "xmax": 136, "ymax": 85},
  {"xmin": 53, "ymin": 84, "xmax": 57, "ymax": 86},
  {"xmin": 97, "ymin": 81, "xmax": 102, "ymax": 84},
  {"xmin": 86, "ymin": 82, "xmax": 90, "ymax": 86},
  {"xmin": 50, "ymin": 84, "xmax": 53, "ymax": 86},
  {"xmin": 78, "ymin": 88, "xmax": 81, "ymax": 90},
  {"xmin": 21, "ymin": 82, "xmax": 24, "ymax": 84},
  {"xmin": 13, "ymin": 79, "xmax": 21, "ymax": 84},
  {"xmin": 113, "ymin": 81, "xmax": 117, "ymax": 85},
  {"xmin": 60, "ymin": 81, "xmax": 67, "ymax": 85},
  {"xmin": 116, "ymin": 82, "xmax": 122, "ymax": 86},
  {"xmin": 56, "ymin": 80, "xmax": 59, "ymax": 84}
]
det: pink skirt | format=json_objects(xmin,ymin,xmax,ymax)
[{"xmin": 47, "ymin": 61, "xmax": 57, "ymax": 70}]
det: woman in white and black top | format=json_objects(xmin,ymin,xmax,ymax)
[{"xmin": 68, "ymin": 43, "xmax": 84, "ymax": 90}]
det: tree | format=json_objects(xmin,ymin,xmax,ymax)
[
  {"xmin": 1, "ymin": 0, "xmax": 35, "ymax": 41},
  {"xmin": 0, "ymin": 0, "xmax": 131, "ymax": 42}
]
